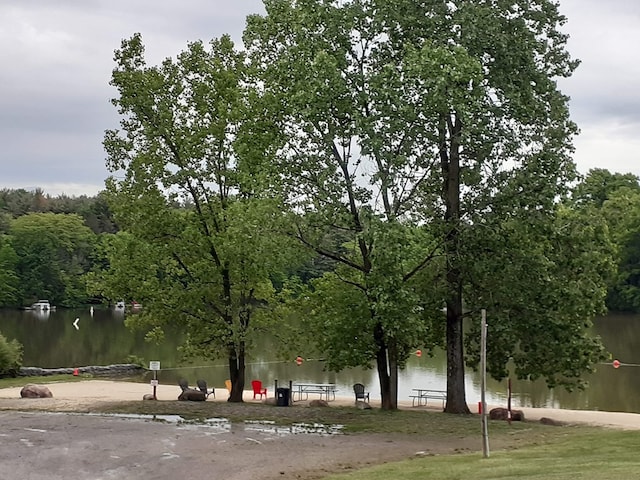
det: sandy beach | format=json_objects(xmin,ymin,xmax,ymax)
[{"xmin": 2, "ymin": 379, "xmax": 640, "ymax": 430}]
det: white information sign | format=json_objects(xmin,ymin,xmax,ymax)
[{"xmin": 149, "ymin": 361, "xmax": 161, "ymax": 371}]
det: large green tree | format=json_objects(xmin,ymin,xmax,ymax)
[
  {"xmin": 377, "ymin": 0, "xmax": 595, "ymax": 413},
  {"xmin": 245, "ymin": 0, "xmax": 456, "ymax": 410},
  {"xmin": 463, "ymin": 205, "xmax": 615, "ymax": 389},
  {"xmin": 104, "ymin": 34, "xmax": 303, "ymax": 401},
  {"xmin": 244, "ymin": 0, "xmax": 612, "ymax": 412}
]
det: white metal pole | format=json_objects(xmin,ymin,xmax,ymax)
[{"xmin": 481, "ymin": 309, "xmax": 490, "ymax": 458}]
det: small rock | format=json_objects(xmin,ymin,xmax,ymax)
[
  {"xmin": 143, "ymin": 394, "xmax": 156, "ymax": 400},
  {"xmin": 309, "ymin": 399, "xmax": 329, "ymax": 407},
  {"xmin": 178, "ymin": 389, "xmax": 206, "ymax": 401},
  {"xmin": 20, "ymin": 384, "xmax": 53, "ymax": 398},
  {"xmin": 356, "ymin": 400, "xmax": 372, "ymax": 410},
  {"xmin": 489, "ymin": 407, "xmax": 525, "ymax": 421},
  {"xmin": 539, "ymin": 417, "xmax": 565, "ymax": 426}
]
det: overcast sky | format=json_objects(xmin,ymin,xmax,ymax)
[{"xmin": 1, "ymin": 0, "xmax": 638, "ymax": 197}]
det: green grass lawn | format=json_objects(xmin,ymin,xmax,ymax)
[{"xmin": 322, "ymin": 429, "xmax": 640, "ymax": 480}]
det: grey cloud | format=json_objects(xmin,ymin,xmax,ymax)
[
  {"xmin": 1, "ymin": 129, "xmax": 108, "ymax": 185},
  {"xmin": 0, "ymin": 0, "xmax": 638, "ymax": 196},
  {"xmin": 558, "ymin": 0, "xmax": 640, "ymax": 131},
  {"xmin": 0, "ymin": 0, "xmax": 264, "ymax": 196}
]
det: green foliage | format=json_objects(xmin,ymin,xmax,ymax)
[
  {"xmin": 125, "ymin": 355, "xmax": 145, "ymax": 367},
  {"xmin": 0, "ymin": 189, "xmax": 116, "ymax": 307},
  {"xmin": 571, "ymin": 169, "xmax": 640, "ymax": 312},
  {"xmin": 463, "ymin": 205, "xmax": 615, "ymax": 389},
  {"xmin": 0, "ymin": 212, "xmax": 12, "ymax": 234},
  {"xmin": 84, "ymin": 0, "xmax": 624, "ymax": 411},
  {"xmin": 572, "ymin": 168, "xmax": 640, "ymax": 208},
  {"xmin": 103, "ymin": 32, "xmax": 309, "ymax": 398},
  {"xmin": 9, "ymin": 212, "xmax": 96, "ymax": 307},
  {"xmin": 243, "ymin": 0, "xmax": 473, "ymax": 409},
  {"xmin": 0, "ymin": 188, "xmax": 117, "ymax": 235},
  {"xmin": 0, "ymin": 188, "xmax": 35, "ymax": 217},
  {"xmin": 0, "ymin": 332, "xmax": 23, "ymax": 377},
  {"xmin": 86, "ymin": 231, "xmax": 157, "ymax": 306},
  {"xmin": 0, "ymin": 235, "xmax": 19, "ymax": 306},
  {"xmin": 243, "ymin": 0, "xmax": 606, "ymax": 412},
  {"xmin": 601, "ymin": 188, "xmax": 640, "ymax": 311}
]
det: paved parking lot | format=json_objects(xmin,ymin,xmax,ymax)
[{"xmin": 0, "ymin": 411, "xmax": 422, "ymax": 480}]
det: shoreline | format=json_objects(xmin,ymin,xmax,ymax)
[{"xmin": 1, "ymin": 379, "xmax": 640, "ymax": 430}]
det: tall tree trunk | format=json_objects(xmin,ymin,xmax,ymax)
[
  {"xmin": 441, "ymin": 113, "xmax": 470, "ymax": 414},
  {"xmin": 374, "ymin": 322, "xmax": 394, "ymax": 409},
  {"xmin": 444, "ymin": 294, "xmax": 469, "ymax": 413},
  {"xmin": 228, "ymin": 343, "xmax": 246, "ymax": 402},
  {"xmin": 388, "ymin": 340, "xmax": 399, "ymax": 409},
  {"xmin": 221, "ymin": 264, "xmax": 246, "ymax": 402}
]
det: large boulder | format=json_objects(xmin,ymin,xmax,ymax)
[
  {"xmin": 20, "ymin": 384, "xmax": 53, "ymax": 398},
  {"xmin": 489, "ymin": 407, "xmax": 524, "ymax": 421},
  {"xmin": 178, "ymin": 389, "xmax": 206, "ymax": 401},
  {"xmin": 309, "ymin": 399, "xmax": 329, "ymax": 407}
]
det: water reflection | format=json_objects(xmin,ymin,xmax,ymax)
[
  {"xmin": 84, "ymin": 413, "xmax": 342, "ymax": 436},
  {"xmin": 28, "ymin": 309, "xmax": 51, "ymax": 321},
  {"xmin": 1, "ymin": 308, "xmax": 640, "ymax": 413},
  {"xmin": 245, "ymin": 420, "xmax": 343, "ymax": 436}
]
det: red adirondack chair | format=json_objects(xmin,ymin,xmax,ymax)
[{"xmin": 251, "ymin": 380, "xmax": 267, "ymax": 399}]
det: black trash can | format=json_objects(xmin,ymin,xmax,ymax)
[{"xmin": 276, "ymin": 387, "xmax": 290, "ymax": 407}]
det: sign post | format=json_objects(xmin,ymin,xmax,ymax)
[
  {"xmin": 480, "ymin": 309, "xmax": 490, "ymax": 458},
  {"xmin": 149, "ymin": 361, "xmax": 160, "ymax": 400}
]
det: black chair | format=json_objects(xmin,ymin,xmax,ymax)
[
  {"xmin": 197, "ymin": 379, "xmax": 215, "ymax": 399},
  {"xmin": 353, "ymin": 383, "xmax": 370, "ymax": 403}
]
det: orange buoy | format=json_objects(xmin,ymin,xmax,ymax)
[
  {"xmin": 415, "ymin": 349, "xmax": 422, "ymax": 357},
  {"xmin": 73, "ymin": 368, "xmax": 79, "ymax": 376},
  {"xmin": 613, "ymin": 359, "xmax": 621, "ymax": 369},
  {"xmin": 295, "ymin": 356, "xmax": 303, "ymax": 366}
]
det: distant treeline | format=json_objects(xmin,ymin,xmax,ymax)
[
  {"xmin": 0, "ymin": 188, "xmax": 117, "ymax": 235},
  {"xmin": 0, "ymin": 188, "xmax": 331, "ymax": 309}
]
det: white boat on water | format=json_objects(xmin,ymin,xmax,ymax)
[{"xmin": 29, "ymin": 300, "xmax": 55, "ymax": 311}]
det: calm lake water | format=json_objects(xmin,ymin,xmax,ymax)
[{"xmin": 1, "ymin": 307, "xmax": 638, "ymax": 413}]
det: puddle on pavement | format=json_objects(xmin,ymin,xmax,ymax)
[
  {"xmin": 244, "ymin": 420, "xmax": 343, "ymax": 436},
  {"xmin": 86, "ymin": 413, "xmax": 343, "ymax": 436}
]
